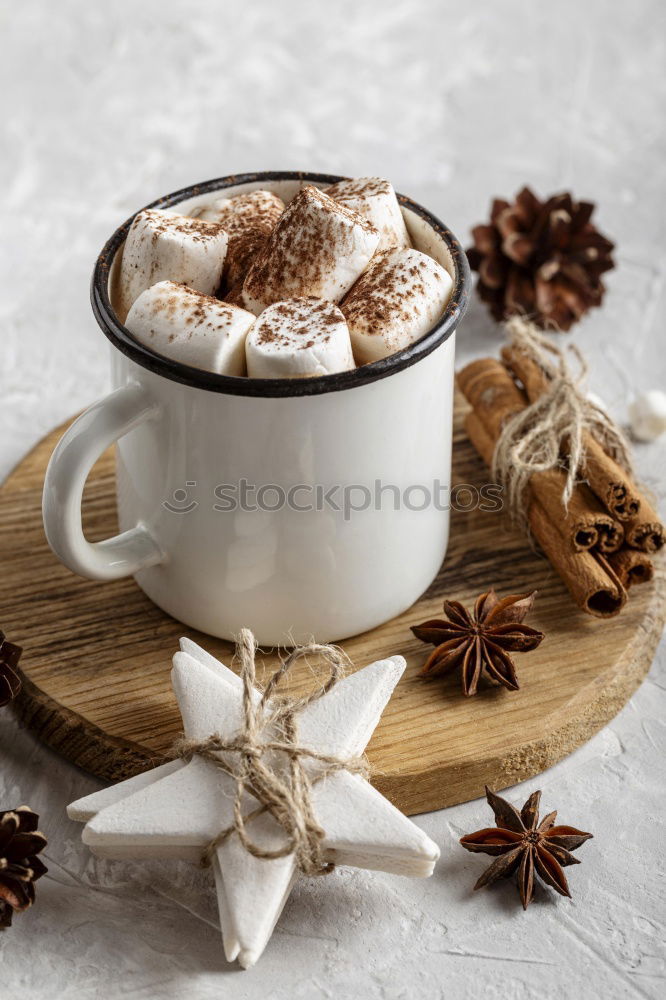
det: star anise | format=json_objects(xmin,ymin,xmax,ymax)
[
  {"xmin": 460, "ymin": 787, "xmax": 593, "ymax": 908},
  {"xmin": 0, "ymin": 631, "xmax": 22, "ymax": 707},
  {"xmin": 411, "ymin": 589, "xmax": 544, "ymax": 696},
  {"xmin": 0, "ymin": 806, "xmax": 48, "ymax": 928}
]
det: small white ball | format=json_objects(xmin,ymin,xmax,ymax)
[
  {"xmin": 587, "ymin": 391, "xmax": 608, "ymax": 413},
  {"xmin": 629, "ymin": 390, "xmax": 666, "ymax": 442}
]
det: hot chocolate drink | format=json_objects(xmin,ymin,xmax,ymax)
[{"xmin": 117, "ymin": 176, "xmax": 454, "ymax": 378}]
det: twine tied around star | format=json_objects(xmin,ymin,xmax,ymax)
[
  {"xmin": 492, "ymin": 316, "xmax": 634, "ymax": 528},
  {"xmin": 172, "ymin": 629, "xmax": 369, "ymax": 876}
]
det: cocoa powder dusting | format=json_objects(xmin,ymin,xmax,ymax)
[
  {"xmin": 242, "ymin": 186, "xmax": 378, "ymax": 308},
  {"xmin": 341, "ymin": 249, "xmax": 443, "ymax": 335},
  {"xmin": 148, "ymin": 282, "xmax": 248, "ymax": 332},
  {"xmin": 253, "ymin": 297, "xmax": 341, "ymax": 350},
  {"xmin": 138, "ymin": 210, "xmax": 226, "ymax": 246}
]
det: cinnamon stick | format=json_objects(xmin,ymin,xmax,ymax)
[
  {"xmin": 607, "ymin": 548, "xmax": 654, "ymax": 589},
  {"xmin": 458, "ymin": 363, "xmax": 623, "ymax": 553},
  {"xmin": 583, "ymin": 438, "xmax": 640, "ymax": 521},
  {"xmin": 462, "ymin": 410, "xmax": 501, "ymax": 470},
  {"xmin": 539, "ymin": 476, "xmax": 622, "ymax": 553},
  {"xmin": 530, "ymin": 507, "xmax": 627, "ymax": 618},
  {"xmin": 624, "ymin": 498, "xmax": 665, "ymax": 553},
  {"xmin": 463, "ymin": 411, "xmax": 627, "ymax": 617},
  {"xmin": 458, "ymin": 359, "xmax": 524, "ymax": 434},
  {"xmin": 501, "ymin": 344, "xmax": 641, "ymax": 521},
  {"xmin": 593, "ymin": 512, "xmax": 625, "ymax": 554}
]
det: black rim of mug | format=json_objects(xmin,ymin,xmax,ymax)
[{"xmin": 91, "ymin": 171, "xmax": 471, "ymax": 397}]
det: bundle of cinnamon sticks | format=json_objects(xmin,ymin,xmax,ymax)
[{"xmin": 458, "ymin": 346, "xmax": 664, "ymax": 618}]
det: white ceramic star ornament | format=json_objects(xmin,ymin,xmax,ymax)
[{"xmin": 68, "ymin": 636, "xmax": 439, "ymax": 968}]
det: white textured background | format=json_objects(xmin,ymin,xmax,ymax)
[{"xmin": 1, "ymin": 0, "xmax": 665, "ymax": 997}]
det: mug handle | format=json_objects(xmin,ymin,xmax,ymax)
[{"xmin": 42, "ymin": 382, "xmax": 165, "ymax": 580}]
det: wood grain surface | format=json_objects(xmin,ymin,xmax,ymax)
[{"xmin": 4, "ymin": 393, "xmax": 665, "ymax": 815}]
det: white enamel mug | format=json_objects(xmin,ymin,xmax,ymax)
[{"xmin": 42, "ymin": 172, "xmax": 470, "ymax": 644}]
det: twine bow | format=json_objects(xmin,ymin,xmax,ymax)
[
  {"xmin": 173, "ymin": 629, "xmax": 369, "ymax": 876},
  {"xmin": 492, "ymin": 316, "xmax": 633, "ymax": 527}
]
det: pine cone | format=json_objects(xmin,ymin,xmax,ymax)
[
  {"xmin": 0, "ymin": 631, "xmax": 22, "ymax": 707},
  {"xmin": 0, "ymin": 806, "xmax": 47, "ymax": 928},
  {"xmin": 467, "ymin": 187, "xmax": 615, "ymax": 331}
]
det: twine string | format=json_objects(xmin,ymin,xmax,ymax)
[
  {"xmin": 173, "ymin": 629, "xmax": 369, "ymax": 875},
  {"xmin": 492, "ymin": 316, "xmax": 633, "ymax": 527}
]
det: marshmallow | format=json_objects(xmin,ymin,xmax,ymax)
[
  {"xmin": 245, "ymin": 297, "xmax": 355, "ymax": 379},
  {"xmin": 341, "ymin": 248, "xmax": 453, "ymax": 364},
  {"xmin": 125, "ymin": 280, "xmax": 254, "ymax": 375},
  {"xmin": 192, "ymin": 189, "xmax": 284, "ymax": 233},
  {"xmin": 629, "ymin": 390, "xmax": 666, "ymax": 442},
  {"xmin": 116, "ymin": 209, "xmax": 228, "ymax": 322},
  {"xmin": 242, "ymin": 185, "xmax": 380, "ymax": 315},
  {"xmin": 192, "ymin": 190, "xmax": 285, "ymax": 288},
  {"xmin": 326, "ymin": 177, "xmax": 411, "ymax": 252}
]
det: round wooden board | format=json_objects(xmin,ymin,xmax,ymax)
[{"xmin": 3, "ymin": 393, "xmax": 665, "ymax": 816}]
